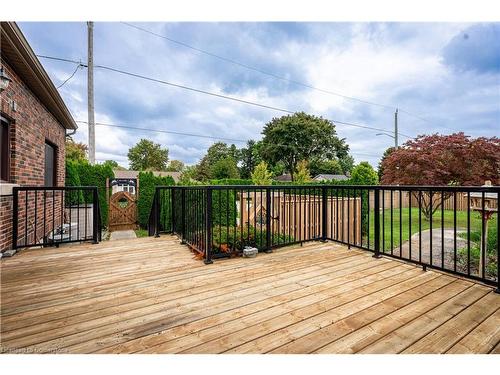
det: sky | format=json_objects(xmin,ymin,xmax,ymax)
[{"xmin": 18, "ymin": 22, "xmax": 500, "ymax": 169}]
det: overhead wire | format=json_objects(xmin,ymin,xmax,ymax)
[
  {"xmin": 94, "ymin": 64, "xmax": 412, "ymax": 138},
  {"xmin": 75, "ymin": 120, "xmax": 383, "ymax": 158},
  {"xmin": 38, "ymin": 53, "xmax": 411, "ymax": 138},
  {"xmin": 121, "ymin": 21, "xmax": 437, "ymax": 126},
  {"xmin": 57, "ymin": 63, "xmax": 83, "ymax": 89}
]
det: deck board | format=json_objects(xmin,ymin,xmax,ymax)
[{"xmin": 1, "ymin": 235, "xmax": 498, "ymax": 354}]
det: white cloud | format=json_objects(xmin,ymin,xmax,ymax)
[{"xmin": 20, "ymin": 22, "xmax": 499, "ymax": 170}]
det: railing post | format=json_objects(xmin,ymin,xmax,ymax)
[
  {"xmin": 373, "ymin": 187, "xmax": 381, "ymax": 258},
  {"xmin": 496, "ymin": 191, "xmax": 500, "ymax": 294},
  {"xmin": 171, "ymin": 188, "xmax": 176, "ymax": 233},
  {"xmin": 154, "ymin": 188, "xmax": 160, "ymax": 238},
  {"xmin": 181, "ymin": 187, "xmax": 186, "ymax": 244},
  {"xmin": 92, "ymin": 187, "xmax": 99, "ymax": 244},
  {"xmin": 12, "ymin": 187, "xmax": 19, "ymax": 250},
  {"xmin": 321, "ymin": 186, "xmax": 327, "ymax": 242},
  {"xmin": 97, "ymin": 200, "xmax": 102, "ymax": 242},
  {"xmin": 204, "ymin": 187, "xmax": 213, "ymax": 264},
  {"xmin": 265, "ymin": 187, "xmax": 272, "ymax": 253}
]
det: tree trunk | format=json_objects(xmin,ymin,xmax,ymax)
[{"xmin": 411, "ymin": 191, "xmax": 452, "ymax": 221}]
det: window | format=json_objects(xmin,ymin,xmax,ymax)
[
  {"xmin": 44, "ymin": 141, "xmax": 56, "ymax": 186},
  {"xmin": 118, "ymin": 184, "xmax": 135, "ymax": 195},
  {"xmin": 0, "ymin": 118, "xmax": 9, "ymax": 182}
]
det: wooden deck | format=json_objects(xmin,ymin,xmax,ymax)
[{"xmin": 1, "ymin": 235, "xmax": 499, "ymax": 354}]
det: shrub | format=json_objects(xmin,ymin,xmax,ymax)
[
  {"xmin": 294, "ymin": 160, "xmax": 312, "ymax": 184},
  {"xmin": 137, "ymin": 171, "xmax": 175, "ymax": 229},
  {"xmin": 350, "ymin": 162, "xmax": 379, "ymax": 185},
  {"xmin": 456, "ymin": 226, "xmax": 498, "ymax": 280},
  {"xmin": 210, "ymin": 178, "xmax": 254, "ymax": 185},
  {"xmin": 67, "ymin": 160, "xmax": 114, "ymax": 227},
  {"xmin": 458, "ymin": 226, "xmax": 497, "ymax": 255},
  {"xmin": 65, "ymin": 160, "xmax": 84, "ymax": 205},
  {"xmin": 251, "ymin": 161, "xmax": 273, "ymax": 185},
  {"xmin": 211, "ymin": 225, "xmax": 294, "ymax": 254},
  {"xmin": 211, "ymin": 189, "xmax": 237, "ymax": 227}
]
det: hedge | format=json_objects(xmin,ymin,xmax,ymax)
[
  {"xmin": 211, "ymin": 189, "xmax": 237, "ymax": 226},
  {"xmin": 210, "ymin": 178, "xmax": 253, "ymax": 185},
  {"xmin": 65, "ymin": 160, "xmax": 84, "ymax": 206},
  {"xmin": 74, "ymin": 161, "xmax": 114, "ymax": 227},
  {"xmin": 137, "ymin": 171, "xmax": 175, "ymax": 229},
  {"xmin": 65, "ymin": 160, "xmax": 114, "ymax": 227}
]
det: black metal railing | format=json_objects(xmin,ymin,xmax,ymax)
[
  {"xmin": 12, "ymin": 186, "xmax": 102, "ymax": 249},
  {"xmin": 148, "ymin": 184, "xmax": 499, "ymax": 289}
]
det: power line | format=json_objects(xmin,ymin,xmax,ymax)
[
  {"xmin": 57, "ymin": 63, "xmax": 82, "ymax": 89},
  {"xmin": 93, "ymin": 64, "xmax": 412, "ymax": 138},
  {"xmin": 121, "ymin": 22, "xmax": 395, "ymax": 110},
  {"xmin": 37, "ymin": 54, "xmax": 87, "ymax": 66},
  {"xmin": 80, "ymin": 121, "xmax": 247, "ymax": 143},
  {"xmin": 95, "ymin": 64, "xmax": 297, "ymax": 114},
  {"xmin": 76, "ymin": 120, "xmax": 382, "ymax": 158},
  {"xmin": 121, "ymin": 22, "xmax": 435, "ymax": 125},
  {"xmin": 37, "ymin": 53, "xmax": 411, "ymax": 137}
]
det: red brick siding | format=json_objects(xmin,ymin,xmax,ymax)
[
  {"xmin": 1, "ymin": 59, "xmax": 67, "ymax": 252},
  {"xmin": 0, "ymin": 196, "xmax": 13, "ymax": 251}
]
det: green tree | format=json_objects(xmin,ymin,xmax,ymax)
[
  {"xmin": 102, "ymin": 160, "xmax": 126, "ymax": 171},
  {"xmin": 260, "ymin": 112, "xmax": 351, "ymax": 181},
  {"xmin": 228, "ymin": 144, "xmax": 240, "ymax": 163},
  {"xmin": 195, "ymin": 142, "xmax": 238, "ymax": 181},
  {"xmin": 378, "ymin": 147, "xmax": 395, "ymax": 180},
  {"xmin": 251, "ymin": 161, "xmax": 273, "ymax": 185},
  {"xmin": 210, "ymin": 157, "xmax": 240, "ymax": 180},
  {"xmin": 179, "ymin": 165, "xmax": 198, "ymax": 185},
  {"xmin": 127, "ymin": 139, "xmax": 169, "ymax": 171},
  {"xmin": 294, "ymin": 160, "xmax": 312, "ymax": 184},
  {"xmin": 350, "ymin": 162, "xmax": 379, "ymax": 185},
  {"xmin": 338, "ymin": 154, "xmax": 355, "ymax": 175},
  {"xmin": 270, "ymin": 162, "xmax": 286, "ymax": 177},
  {"xmin": 309, "ymin": 157, "xmax": 343, "ymax": 177},
  {"xmin": 167, "ymin": 159, "xmax": 185, "ymax": 172},
  {"xmin": 239, "ymin": 140, "xmax": 262, "ymax": 178},
  {"xmin": 65, "ymin": 138, "xmax": 88, "ymax": 163}
]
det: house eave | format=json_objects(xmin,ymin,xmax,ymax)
[{"xmin": 0, "ymin": 22, "xmax": 77, "ymax": 130}]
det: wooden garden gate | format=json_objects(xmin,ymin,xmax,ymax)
[{"xmin": 108, "ymin": 191, "xmax": 138, "ymax": 231}]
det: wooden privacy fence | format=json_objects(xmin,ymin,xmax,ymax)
[
  {"xmin": 240, "ymin": 192, "xmax": 362, "ymax": 245},
  {"xmin": 368, "ymin": 190, "xmax": 496, "ymax": 211}
]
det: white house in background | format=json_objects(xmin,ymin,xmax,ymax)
[
  {"xmin": 110, "ymin": 170, "xmax": 181, "ymax": 196},
  {"xmin": 312, "ymin": 174, "xmax": 349, "ymax": 182}
]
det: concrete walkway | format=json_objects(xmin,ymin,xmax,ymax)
[
  {"xmin": 391, "ymin": 229, "xmax": 470, "ymax": 268},
  {"xmin": 109, "ymin": 230, "xmax": 137, "ymax": 241}
]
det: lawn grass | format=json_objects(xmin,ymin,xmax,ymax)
[
  {"xmin": 366, "ymin": 207, "xmax": 497, "ymax": 251},
  {"xmin": 134, "ymin": 229, "xmax": 149, "ymax": 238}
]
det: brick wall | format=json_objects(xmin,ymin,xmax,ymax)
[
  {"xmin": 0, "ymin": 196, "xmax": 13, "ymax": 250},
  {"xmin": 0, "ymin": 59, "xmax": 66, "ymax": 252}
]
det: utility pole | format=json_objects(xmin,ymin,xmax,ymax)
[
  {"xmin": 87, "ymin": 21, "xmax": 95, "ymax": 165},
  {"xmin": 394, "ymin": 108, "xmax": 398, "ymax": 148}
]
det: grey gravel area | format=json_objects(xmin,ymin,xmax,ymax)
[{"xmin": 389, "ymin": 229, "xmax": 470, "ymax": 267}]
